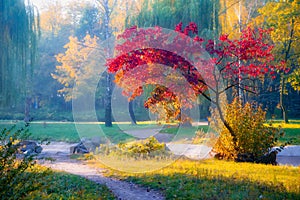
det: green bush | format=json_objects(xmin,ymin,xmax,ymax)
[
  {"xmin": 0, "ymin": 125, "xmax": 50, "ymax": 199},
  {"xmin": 210, "ymin": 98, "xmax": 284, "ymax": 161}
]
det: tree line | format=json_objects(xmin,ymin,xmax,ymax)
[{"xmin": 0, "ymin": 0, "xmax": 299, "ymax": 124}]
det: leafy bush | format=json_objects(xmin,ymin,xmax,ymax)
[
  {"xmin": 210, "ymin": 98, "xmax": 284, "ymax": 161},
  {"xmin": 0, "ymin": 125, "xmax": 50, "ymax": 199},
  {"xmin": 98, "ymin": 137, "xmax": 170, "ymax": 159}
]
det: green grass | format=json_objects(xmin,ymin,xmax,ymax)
[
  {"xmin": 0, "ymin": 121, "xmax": 135, "ymax": 143},
  {"xmin": 0, "ymin": 120, "xmax": 299, "ymax": 144},
  {"xmin": 95, "ymin": 158, "xmax": 300, "ymax": 200},
  {"xmin": 26, "ymin": 167, "xmax": 115, "ymax": 200},
  {"xmin": 160, "ymin": 122, "xmax": 300, "ymax": 145},
  {"xmin": 266, "ymin": 120, "xmax": 300, "ymax": 145}
]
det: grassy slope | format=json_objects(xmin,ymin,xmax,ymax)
[{"xmin": 97, "ymin": 159, "xmax": 300, "ymax": 200}]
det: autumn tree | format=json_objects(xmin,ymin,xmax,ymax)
[
  {"xmin": 52, "ymin": 35, "xmax": 99, "ymax": 102},
  {"xmin": 107, "ymin": 22, "xmax": 283, "ymax": 151},
  {"xmin": 39, "ymin": 1, "xmax": 66, "ymax": 37},
  {"xmin": 218, "ymin": 0, "xmax": 267, "ymax": 38},
  {"xmin": 257, "ymin": 0, "xmax": 300, "ymax": 123}
]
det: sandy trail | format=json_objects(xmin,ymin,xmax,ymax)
[{"xmin": 38, "ymin": 142, "xmax": 164, "ymax": 200}]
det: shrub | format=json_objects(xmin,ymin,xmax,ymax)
[
  {"xmin": 0, "ymin": 125, "xmax": 50, "ymax": 199},
  {"xmin": 98, "ymin": 137, "xmax": 170, "ymax": 159},
  {"xmin": 210, "ymin": 98, "xmax": 284, "ymax": 161}
]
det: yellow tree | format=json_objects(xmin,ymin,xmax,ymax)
[
  {"xmin": 219, "ymin": 0, "xmax": 266, "ymax": 38},
  {"xmin": 39, "ymin": 1, "xmax": 66, "ymax": 36},
  {"xmin": 52, "ymin": 34, "xmax": 99, "ymax": 101},
  {"xmin": 110, "ymin": 0, "xmax": 143, "ymax": 34},
  {"xmin": 257, "ymin": 0, "xmax": 300, "ymax": 123}
]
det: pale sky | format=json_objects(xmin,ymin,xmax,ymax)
[{"xmin": 29, "ymin": 0, "xmax": 94, "ymax": 12}]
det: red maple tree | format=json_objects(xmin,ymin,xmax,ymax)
[{"xmin": 106, "ymin": 22, "xmax": 285, "ymax": 143}]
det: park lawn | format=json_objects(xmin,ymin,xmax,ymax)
[
  {"xmin": 25, "ymin": 166, "xmax": 115, "ymax": 200},
  {"xmin": 0, "ymin": 121, "xmax": 135, "ymax": 143},
  {"xmin": 93, "ymin": 158, "xmax": 300, "ymax": 200},
  {"xmin": 268, "ymin": 120, "xmax": 300, "ymax": 145},
  {"xmin": 0, "ymin": 120, "xmax": 299, "ymax": 144},
  {"xmin": 160, "ymin": 121, "xmax": 300, "ymax": 145}
]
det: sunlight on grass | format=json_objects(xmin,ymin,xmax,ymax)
[
  {"xmin": 90, "ymin": 156, "xmax": 176, "ymax": 173},
  {"xmin": 93, "ymin": 158, "xmax": 300, "ymax": 199}
]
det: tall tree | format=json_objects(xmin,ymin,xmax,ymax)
[
  {"xmin": 257, "ymin": 0, "xmax": 300, "ymax": 123},
  {"xmin": 76, "ymin": 5, "xmax": 102, "ymax": 40},
  {"xmin": 95, "ymin": 0, "xmax": 117, "ymax": 127},
  {"xmin": 39, "ymin": 1, "xmax": 65, "ymax": 37},
  {"xmin": 0, "ymin": 0, "xmax": 39, "ymax": 121}
]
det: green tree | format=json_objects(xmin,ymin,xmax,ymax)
[
  {"xmin": 129, "ymin": 0, "xmax": 220, "ymax": 38},
  {"xmin": 76, "ymin": 5, "xmax": 102, "ymax": 40},
  {"xmin": 0, "ymin": 0, "xmax": 39, "ymax": 121}
]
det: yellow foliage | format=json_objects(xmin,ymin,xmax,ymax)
[
  {"xmin": 211, "ymin": 98, "xmax": 281, "ymax": 160},
  {"xmin": 257, "ymin": 0, "xmax": 300, "ymax": 90},
  {"xmin": 52, "ymin": 34, "xmax": 99, "ymax": 101},
  {"xmin": 219, "ymin": 0, "xmax": 263, "ymax": 38}
]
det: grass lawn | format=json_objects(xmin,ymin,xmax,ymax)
[
  {"xmin": 267, "ymin": 120, "xmax": 300, "ymax": 145},
  {"xmin": 159, "ymin": 120, "xmax": 300, "ymax": 145},
  {"xmin": 0, "ymin": 121, "xmax": 136, "ymax": 143},
  {"xmin": 0, "ymin": 119, "xmax": 299, "ymax": 144},
  {"xmin": 26, "ymin": 166, "xmax": 115, "ymax": 200},
  {"xmin": 91, "ymin": 158, "xmax": 300, "ymax": 199}
]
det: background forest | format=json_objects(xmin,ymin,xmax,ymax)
[{"xmin": 0, "ymin": 0, "xmax": 299, "ymax": 123}]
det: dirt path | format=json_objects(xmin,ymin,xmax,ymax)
[{"xmin": 38, "ymin": 142, "xmax": 165, "ymax": 200}]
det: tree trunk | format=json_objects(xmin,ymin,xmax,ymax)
[
  {"xmin": 215, "ymin": 95, "xmax": 239, "ymax": 152},
  {"xmin": 105, "ymin": 73, "xmax": 113, "ymax": 127},
  {"xmin": 128, "ymin": 100, "xmax": 137, "ymax": 125},
  {"xmin": 280, "ymin": 76, "xmax": 289, "ymax": 123},
  {"xmin": 24, "ymin": 97, "xmax": 31, "ymax": 123},
  {"xmin": 100, "ymin": 0, "xmax": 113, "ymax": 127}
]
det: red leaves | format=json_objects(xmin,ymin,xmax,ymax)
[
  {"xmin": 107, "ymin": 22, "xmax": 282, "ymax": 114},
  {"xmin": 194, "ymin": 36, "xmax": 204, "ymax": 43},
  {"xmin": 219, "ymin": 34, "xmax": 228, "ymax": 42},
  {"xmin": 204, "ymin": 26, "xmax": 281, "ymax": 80},
  {"xmin": 175, "ymin": 21, "xmax": 198, "ymax": 35},
  {"xmin": 175, "ymin": 22, "xmax": 183, "ymax": 33}
]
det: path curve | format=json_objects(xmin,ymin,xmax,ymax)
[{"xmin": 38, "ymin": 142, "xmax": 165, "ymax": 200}]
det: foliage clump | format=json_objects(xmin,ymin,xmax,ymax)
[
  {"xmin": 0, "ymin": 125, "xmax": 50, "ymax": 199},
  {"xmin": 98, "ymin": 136, "xmax": 171, "ymax": 159},
  {"xmin": 211, "ymin": 98, "xmax": 284, "ymax": 162}
]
